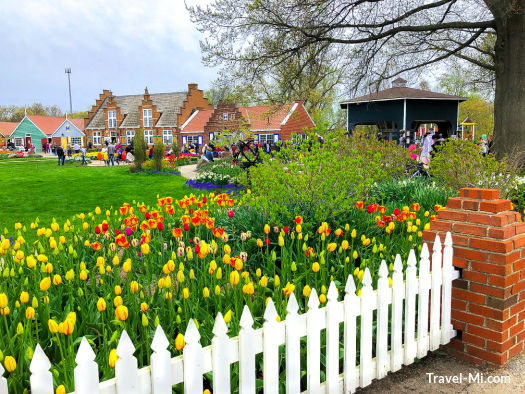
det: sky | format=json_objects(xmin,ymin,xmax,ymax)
[{"xmin": 0, "ymin": 0, "xmax": 215, "ymax": 113}]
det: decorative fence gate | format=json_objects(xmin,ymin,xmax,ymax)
[{"xmin": 2, "ymin": 233, "xmax": 459, "ymax": 393}]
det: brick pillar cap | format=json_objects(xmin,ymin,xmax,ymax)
[{"xmin": 460, "ymin": 188, "xmax": 500, "ymax": 200}]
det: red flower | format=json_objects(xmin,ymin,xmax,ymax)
[
  {"xmin": 412, "ymin": 203, "xmax": 420, "ymax": 212},
  {"xmin": 189, "ymin": 208, "xmax": 194, "ymax": 214},
  {"xmin": 294, "ymin": 216, "xmax": 303, "ymax": 225},
  {"xmin": 228, "ymin": 210, "xmax": 234, "ymax": 218},
  {"xmin": 95, "ymin": 226, "xmax": 101, "ymax": 234},
  {"xmin": 377, "ymin": 220, "xmax": 386, "ymax": 228},
  {"xmin": 366, "ymin": 204, "xmax": 377, "ymax": 214},
  {"xmin": 202, "ymin": 196, "xmax": 207, "ymax": 204},
  {"xmin": 195, "ymin": 244, "xmax": 200, "ymax": 254},
  {"xmin": 356, "ymin": 201, "xmax": 364, "ymax": 210},
  {"xmin": 172, "ymin": 227, "xmax": 182, "ymax": 238},
  {"xmin": 393, "ymin": 208, "xmax": 400, "ymax": 215},
  {"xmin": 378, "ymin": 206, "xmax": 386, "ymax": 214},
  {"xmin": 183, "ymin": 223, "xmax": 189, "ymax": 231},
  {"xmin": 283, "ymin": 226, "xmax": 289, "ymax": 234},
  {"xmin": 157, "ymin": 222, "xmax": 164, "ymax": 231},
  {"xmin": 145, "ymin": 212, "xmax": 151, "ymax": 220},
  {"xmin": 264, "ymin": 238, "xmax": 270, "ymax": 245},
  {"xmin": 102, "ymin": 223, "xmax": 109, "ymax": 232}
]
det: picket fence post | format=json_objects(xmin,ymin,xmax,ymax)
[
  {"xmin": 376, "ymin": 260, "xmax": 390, "ymax": 379},
  {"xmin": 359, "ymin": 269, "xmax": 373, "ymax": 388},
  {"xmin": 74, "ymin": 337, "xmax": 99, "ymax": 394},
  {"xmin": 115, "ymin": 330, "xmax": 139, "ymax": 392},
  {"xmin": 404, "ymin": 250, "xmax": 418, "ymax": 365},
  {"xmin": 263, "ymin": 298, "xmax": 280, "ymax": 394},
  {"xmin": 212, "ymin": 312, "xmax": 231, "ymax": 393},
  {"xmin": 239, "ymin": 305, "xmax": 256, "ymax": 394},
  {"xmin": 306, "ymin": 288, "xmax": 321, "ymax": 394},
  {"xmin": 150, "ymin": 325, "xmax": 172, "ymax": 394},
  {"xmin": 344, "ymin": 275, "xmax": 359, "ymax": 393},
  {"xmin": 326, "ymin": 281, "xmax": 342, "ymax": 392},
  {"xmin": 285, "ymin": 292, "xmax": 301, "ymax": 394},
  {"xmin": 0, "ymin": 363, "xmax": 8, "ymax": 394},
  {"xmin": 430, "ymin": 235, "xmax": 443, "ymax": 351},
  {"xmin": 417, "ymin": 243, "xmax": 431, "ymax": 358},
  {"xmin": 30, "ymin": 344, "xmax": 53, "ymax": 394},
  {"xmin": 183, "ymin": 319, "xmax": 203, "ymax": 393},
  {"xmin": 391, "ymin": 255, "xmax": 404, "ymax": 372},
  {"xmin": 441, "ymin": 232, "xmax": 454, "ymax": 344}
]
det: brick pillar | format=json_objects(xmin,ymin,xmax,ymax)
[{"xmin": 422, "ymin": 187, "xmax": 525, "ymax": 367}]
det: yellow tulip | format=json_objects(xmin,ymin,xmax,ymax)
[
  {"xmin": 56, "ymin": 385, "xmax": 66, "ymax": 394},
  {"xmin": 97, "ymin": 298, "xmax": 107, "ymax": 312},
  {"xmin": 327, "ymin": 243, "xmax": 337, "ymax": 252},
  {"xmin": 113, "ymin": 296, "xmax": 123, "ymax": 307},
  {"xmin": 40, "ymin": 277, "xmax": 51, "ymax": 292},
  {"xmin": 79, "ymin": 270, "xmax": 88, "ymax": 281},
  {"xmin": 312, "ymin": 262, "xmax": 320, "ymax": 273},
  {"xmin": 177, "ymin": 270, "xmax": 185, "ymax": 283},
  {"xmin": 259, "ymin": 275, "xmax": 268, "ymax": 287},
  {"xmin": 141, "ymin": 243, "xmax": 150, "ymax": 255},
  {"xmin": 108, "ymin": 349, "xmax": 118, "ymax": 367},
  {"xmin": 224, "ymin": 310, "xmax": 232, "ymax": 323},
  {"xmin": 25, "ymin": 306, "xmax": 35, "ymax": 320},
  {"xmin": 48, "ymin": 319, "xmax": 59, "ymax": 334},
  {"xmin": 230, "ymin": 271, "xmax": 240, "ymax": 286},
  {"xmin": 4, "ymin": 356, "xmax": 16, "ymax": 373},
  {"xmin": 175, "ymin": 333, "xmax": 185, "ymax": 350},
  {"xmin": 114, "ymin": 286, "xmax": 122, "ymax": 295},
  {"xmin": 123, "ymin": 259, "xmax": 132, "ymax": 272},
  {"xmin": 274, "ymin": 275, "xmax": 280, "ymax": 287},
  {"xmin": 130, "ymin": 281, "xmax": 139, "ymax": 293},
  {"xmin": 183, "ymin": 288, "xmax": 190, "ymax": 299},
  {"xmin": 214, "ymin": 285, "xmax": 221, "ymax": 296},
  {"xmin": 115, "ymin": 305, "xmax": 129, "ymax": 321},
  {"xmin": 0, "ymin": 293, "xmax": 7, "ymax": 309},
  {"xmin": 140, "ymin": 302, "xmax": 148, "ymax": 312}
]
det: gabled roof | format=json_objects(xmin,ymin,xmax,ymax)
[
  {"xmin": 26, "ymin": 115, "xmax": 68, "ymax": 136},
  {"xmin": 239, "ymin": 104, "xmax": 293, "ymax": 131},
  {"xmin": 86, "ymin": 92, "xmax": 187, "ymax": 129},
  {"xmin": 50, "ymin": 119, "xmax": 86, "ymax": 137},
  {"xmin": 341, "ymin": 87, "xmax": 467, "ymax": 105},
  {"xmin": 0, "ymin": 121, "xmax": 18, "ymax": 137},
  {"xmin": 180, "ymin": 110, "xmax": 214, "ymax": 133}
]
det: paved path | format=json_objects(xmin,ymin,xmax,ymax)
[
  {"xmin": 358, "ymin": 348, "xmax": 524, "ymax": 393},
  {"xmin": 179, "ymin": 164, "xmax": 198, "ymax": 179}
]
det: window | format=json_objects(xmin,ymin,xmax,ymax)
[
  {"xmin": 229, "ymin": 113, "xmax": 235, "ymax": 120},
  {"xmin": 93, "ymin": 132, "xmax": 102, "ymax": 146},
  {"xmin": 15, "ymin": 138, "xmax": 24, "ymax": 146},
  {"xmin": 70, "ymin": 137, "xmax": 82, "ymax": 146},
  {"xmin": 187, "ymin": 135, "xmax": 200, "ymax": 145},
  {"xmin": 126, "ymin": 130, "xmax": 135, "ymax": 144},
  {"xmin": 108, "ymin": 110, "xmax": 117, "ymax": 128},
  {"xmin": 291, "ymin": 133, "xmax": 305, "ymax": 145},
  {"xmin": 143, "ymin": 109, "xmax": 153, "ymax": 127},
  {"xmin": 110, "ymin": 131, "xmax": 117, "ymax": 143},
  {"xmin": 223, "ymin": 113, "xmax": 228, "ymax": 121},
  {"xmin": 144, "ymin": 130, "xmax": 154, "ymax": 145},
  {"xmin": 163, "ymin": 130, "xmax": 173, "ymax": 145},
  {"xmin": 258, "ymin": 134, "xmax": 273, "ymax": 144}
]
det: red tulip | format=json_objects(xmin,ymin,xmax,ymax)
[
  {"xmin": 393, "ymin": 208, "xmax": 400, "ymax": 215},
  {"xmin": 157, "ymin": 222, "xmax": 164, "ymax": 231},
  {"xmin": 183, "ymin": 223, "xmax": 189, "ymax": 231},
  {"xmin": 228, "ymin": 210, "xmax": 234, "ymax": 218},
  {"xmin": 102, "ymin": 223, "xmax": 109, "ymax": 232},
  {"xmin": 95, "ymin": 226, "xmax": 101, "ymax": 234},
  {"xmin": 144, "ymin": 212, "xmax": 151, "ymax": 220}
]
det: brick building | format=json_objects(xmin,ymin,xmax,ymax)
[
  {"xmin": 83, "ymin": 83, "xmax": 212, "ymax": 147},
  {"xmin": 179, "ymin": 101, "xmax": 315, "ymax": 147}
]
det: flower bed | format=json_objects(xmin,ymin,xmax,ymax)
[
  {"xmin": 176, "ymin": 153, "xmax": 200, "ymax": 166},
  {"xmin": 184, "ymin": 178, "xmax": 241, "ymax": 192},
  {"xmin": 0, "ymin": 191, "xmax": 442, "ymax": 391}
]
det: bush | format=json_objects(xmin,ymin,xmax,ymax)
[
  {"xmin": 133, "ymin": 129, "xmax": 147, "ymax": 171},
  {"xmin": 246, "ymin": 127, "xmax": 409, "ymax": 225},
  {"xmin": 153, "ymin": 142, "xmax": 165, "ymax": 171},
  {"xmin": 430, "ymin": 139, "xmax": 520, "ymax": 198},
  {"xmin": 171, "ymin": 140, "xmax": 181, "ymax": 157}
]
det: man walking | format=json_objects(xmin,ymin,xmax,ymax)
[
  {"xmin": 57, "ymin": 145, "xmax": 65, "ymax": 166},
  {"xmin": 81, "ymin": 146, "xmax": 87, "ymax": 165},
  {"xmin": 107, "ymin": 141, "xmax": 116, "ymax": 166}
]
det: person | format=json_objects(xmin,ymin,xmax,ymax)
[
  {"xmin": 149, "ymin": 144, "xmax": 154, "ymax": 160},
  {"xmin": 67, "ymin": 145, "xmax": 72, "ymax": 158},
  {"xmin": 420, "ymin": 132, "xmax": 434, "ymax": 165},
  {"xmin": 107, "ymin": 141, "xmax": 116, "ymax": 166},
  {"xmin": 205, "ymin": 143, "xmax": 215, "ymax": 162},
  {"xmin": 73, "ymin": 143, "xmax": 80, "ymax": 153},
  {"xmin": 88, "ymin": 141, "xmax": 93, "ymax": 150},
  {"xmin": 57, "ymin": 145, "xmax": 65, "ymax": 165},
  {"xmin": 487, "ymin": 134, "xmax": 494, "ymax": 154},
  {"xmin": 81, "ymin": 146, "xmax": 87, "ymax": 165}
]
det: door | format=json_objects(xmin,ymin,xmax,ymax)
[{"xmin": 25, "ymin": 136, "xmax": 31, "ymax": 147}]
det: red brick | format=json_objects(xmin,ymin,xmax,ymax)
[
  {"xmin": 451, "ymin": 318, "xmax": 467, "ymax": 331},
  {"xmin": 508, "ymin": 342, "xmax": 524, "ymax": 359},
  {"xmin": 463, "ymin": 200, "xmax": 480, "ymax": 211},
  {"xmin": 512, "ymin": 280, "xmax": 525, "ymax": 295},
  {"xmin": 462, "ymin": 332, "xmax": 486, "ymax": 347},
  {"xmin": 466, "ymin": 345, "xmax": 509, "ymax": 365},
  {"xmin": 439, "ymin": 209, "xmax": 468, "ymax": 222},
  {"xmin": 515, "ymin": 212, "xmax": 523, "ymax": 222},
  {"xmin": 491, "ymin": 213, "xmax": 513, "ymax": 227},
  {"xmin": 514, "ymin": 235, "xmax": 525, "ymax": 249},
  {"xmin": 455, "ymin": 247, "xmax": 488, "ymax": 262},
  {"xmin": 520, "ymin": 310, "xmax": 525, "ymax": 320},
  {"xmin": 510, "ymin": 300, "xmax": 525, "ymax": 315},
  {"xmin": 489, "ymin": 250, "xmax": 521, "ymax": 265},
  {"xmin": 509, "ymin": 321, "xmax": 525, "ymax": 337},
  {"xmin": 452, "ymin": 288, "xmax": 487, "ymax": 305},
  {"xmin": 447, "ymin": 198, "xmax": 463, "ymax": 209},
  {"xmin": 453, "ymin": 257, "xmax": 468, "ymax": 268},
  {"xmin": 454, "ymin": 311, "xmax": 485, "ymax": 325},
  {"xmin": 451, "ymin": 234, "xmax": 469, "ymax": 247},
  {"xmin": 448, "ymin": 337, "xmax": 465, "ymax": 351},
  {"xmin": 481, "ymin": 189, "xmax": 500, "ymax": 200},
  {"xmin": 486, "ymin": 337, "xmax": 514, "ymax": 353},
  {"xmin": 515, "ymin": 222, "xmax": 525, "ymax": 235},
  {"xmin": 463, "ymin": 270, "xmax": 487, "ymax": 284},
  {"xmin": 470, "ymin": 238, "xmax": 514, "ymax": 253},
  {"xmin": 480, "ymin": 200, "xmax": 512, "ymax": 213},
  {"xmin": 471, "ymin": 283, "xmax": 506, "ymax": 298},
  {"xmin": 452, "ymin": 299, "xmax": 467, "ymax": 311},
  {"xmin": 454, "ymin": 223, "xmax": 487, "ymax": 237},
  {"xmin": 469, "ymin": 303, "xmax": 507, "ymax": 320},
  {"xmin": 468, "ymin": 212, "xmax": 493, "ymax": 225},
  {"xmin": 488, "ymin": 272, "xmax": 520, "ymax": 287},
  {"xmin": 450, "ymin": 349, "xmax": 485, "ymax": 365},
  {"xmin": 514, "ymin": 258, "xmax": 525, "ymax": 271},
  {"xmin": 471, "ymin": 261, "xmax": 512, "ymax": 275},
  {"xmin": 518, "ymin": 329, "xmax": 525, "ymax": 342},
  {"xmin": 430, "ymin": 220, "xmax": 453, "ymax": 232},
  {"xmin": 461, "ymin": 188, "xmax": 482, "ymax": 199},
  {"xmin": 488, "ymin": 226, "xmax": 516, "ymax": 239},
  {"xmin": 486, "ymin": 316, "xmax": 516, "ymax": 332},
  {"xmin": 422, "ymin": 230, "xmax": 436, "ymax": 242}
]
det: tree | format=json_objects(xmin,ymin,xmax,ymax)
[
  {"xmin": 188, "ymin": 0, "xmax": 523, "ymax": 157},
  {"xmin": 459, "ymin": 96, "xmax": 495, "ymax": 137}
]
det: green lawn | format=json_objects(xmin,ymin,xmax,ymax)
[{"xmin": 0, "ymin": 160, "xmax": 189, "ymax": 229}]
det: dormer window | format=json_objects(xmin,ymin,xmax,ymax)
[
  {"xmin": 143, "ymin": 109, "xmax": 153, "ymax": 127},
  {"xmin": 108, "ymin": 110, "xmax": 117, "ymax": 128}
]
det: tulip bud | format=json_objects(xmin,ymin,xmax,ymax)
[
  {"xmin": 26, "ymin": 346, "xmax": 33, "ymax": 360},
  {"xmin": 17, "ymin": 322, "xmax": 24, "ymax": 335},
  {"xmin": 291, "ymin": 261, "xmax": 297, "ymax": 272},
  {"xmin": 78, "ymin": 288, "xmax": 84, "ymax": 297},
  {"xmin": 141, "ymin": 314, "xmax": 148, "ymax": 327},
  {"xmin": 154, "ymin": 315, "xmax": 160, "ymax": 327},
  {"xmin": 176, "ymin": 314, "xmax": 182, "ymax": 324}
]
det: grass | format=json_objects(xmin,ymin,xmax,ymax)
[{"xmin": 0, "ymin": 160, "xmax": 189, "ymax": 229}]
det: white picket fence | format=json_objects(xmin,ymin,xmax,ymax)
[{"xmin": 0, "ymin": 233, "xmax": 459, "ymax": 394}]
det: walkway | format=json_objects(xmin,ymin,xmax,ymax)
[{"xmin": 178, "ymin": 164, "xmax": 198, "ymax": 179}]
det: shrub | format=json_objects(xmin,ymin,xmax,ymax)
[
  {"xmin": 247, "ymin": 127, "xmax": 409, "ymax": 225},
  {"xmin": 171, "ymin": 140, "xmax": 181, "ymax": 157},
  {"xmin": 430, "ymin": 139, "xmax": 520, "ymax": 198},
  {"xmin": 133, "ymin": 129, "xmax": 147, "ymax": 171},
  {"xmin": 153, "ymin": 142, "xmax": 165, "ymax": 171}
]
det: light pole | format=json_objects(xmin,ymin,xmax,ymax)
[{"xmin": 65, "ymin": 67, "xmax": 72, "ymax": 114}]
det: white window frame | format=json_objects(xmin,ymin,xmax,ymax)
[
  {"xmin": 92, "ymin": 132, "xmax": 102, "ymax": 146},
  {"xmin": 110, "ymin": 131, "xmax": 117, "ymax": 143},
  {"xmin": 143, "ymin": 109, "xmax": 153, "ymax": 128},
  {"xmin": 144, "ymin": 130, "xmax": 154, "ymax": 145},
  {"xmin": 15, "ymin": 137, "xmax": 24, "ymax": 147},
  {"xmin": 163, "ymin": 130, "xmax": 173, "ymax": 145},
  {"xmin": 259, "ymin": 134, "xmax": 274, "ymax": 144},
  {"xmin": 126, "ymin": 130, "xmax": 135, "ymax": 145},
  {"xmin": 108, "ymin": 110, "xmax": 117, "ymax": 128},
  {"xmin": 70, "ymin": 137, "xmax": 82, "ymax": 146},
  {"xmin": 187, "ymin": 135, "xmax": 200, "ymax": 145}
]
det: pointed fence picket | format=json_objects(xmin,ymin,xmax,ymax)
[{"xmin": 15, "ymin": 233, "xmax": 460, "ymax": 394}]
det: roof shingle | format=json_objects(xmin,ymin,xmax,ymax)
[
  {"xmin": 341, "ymin": 87, "xmax": 467, "ymax": 104},
  {"xmin": 0, "ymin": 121, "xmax": 18, "ymax": 137}
]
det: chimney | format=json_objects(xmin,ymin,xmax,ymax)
[
  {"xmin": 188, "ymin": 83, "xmax": 198, "ymax": 92},
  {"xmin": 392, "ymin": 78, "xmax": 407, "ymax": 88}
]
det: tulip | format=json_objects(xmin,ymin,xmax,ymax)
[
  {"xmin": 259, "ymin": 275, "xmax": 268, "ymax": 287},
  {"xmin": 175, "ymin": 333, "xmax": 185, "ymax": 350},
  {"xmin": 214, "ymin": 285, "xmax": 221, "ymax": 296},
  {"xmin": 113, "ymin": 296, "xmax": 123, "ymax": 307},
  {"xmin": 115, "ymin": 305, "xmax": 129, "ymax": 321},
  {"xmin": 140, "ymin": 302, "xmax": 149, "ymax": 312},
  {"xmin": 130, "ymin": 281, "xmax": 139, "ymax": 293},
  {"xmin": 224, "ymin": 310, "xmax": 232, "ymax": 324},
  {"xmin": 282, "ymin": 282, "xmax": 295, "ymax": 297},
  {"xmin": 302, "ymin": 285, "xmax": 311, "ymax": 297},
  {"xmin": 319, "ymin": 294, "xmax": 327, "ymax": 303},
  {"xmin": 312, "ymin": 262, "xmax": 320, "ymax": 273},
  {"xmin": 183, "ymin": 288, "xmax": 190, "ymax": 299},
  {"xmin": 114, "ymin": 286, "xmax": 122, "ymax": 295},
  {"xmin": 56, "ymin": 385, "xmax": 66, "ymax": 394},
  {"xmin": 25, "ymin": 306, "xmax": 35, "ymax": 320},
  {"xmin": 48, "ymin": 319, "xmax": 59, "ymax": 334},
  {"xmin": 109, "ymin": 349, "xmax": 118, "ymax": 367},
  {"xmin": 97, "ymin": 298, "xmax": 107, "ymax": 312},
  {"xmin": 274, "ymin": 275, "xmax": 280, "ymax": 287},
  {"xmin": 40, "ymin": 277, "xmax": 51, "ymax": 292},
  {"xmin": 79, "ymin": 270, "xmax": 88, "ymax": 281},
  {"xmin": 4, "ymin": 356, "xmax": 16, "ymax": 373},
  {"xmin": 203, "ymin": 287, "xmax": 210, "ymax": 298},
  {"xmin": 230, "ymin": 271, "xmax": 240, "ymax": 286},
  {"xmin": 278, "ymin": 235, "xmax": 284, "ymax": 247},
  {"xmin": 0, "ymin": 293, "xmax": 7, "ymax": 309}
]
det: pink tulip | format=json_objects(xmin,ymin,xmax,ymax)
[{"xmin": 228, "ymin": 210, "xmax": 234, "ymax": 218}]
